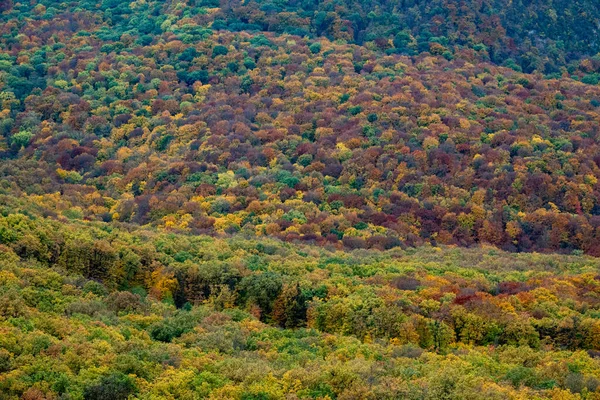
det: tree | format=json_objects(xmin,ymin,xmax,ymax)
[
  {"xmin": 212, "ymin": 45, "xmax": 229, "ymax": 57},
  {"xmin": 84, "ymin": 373, "xmax": 138, "ymax": 400},
  {"xmin": 239, "ymin": 272, "xmax": 283, "ymax": 321},
  {"xmin": 272, "ymin": 283, "xmax": 308, "ymax": 328}
]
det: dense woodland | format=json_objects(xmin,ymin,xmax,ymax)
[
  {"xmin": 1, "ymin": 203, "xmax": 600, "ymax": 399},
  {"xmin": 1, "ymin": 0, "xmax": 600, "ymax": 398},
  {"xmin": 1, "ymin": 0, "xmax": 600, "ymax": 254}
]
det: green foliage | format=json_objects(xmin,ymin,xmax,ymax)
[
  {"xmin": 297, "ymin": 153, "xmax": 313, "ymax": 167},
  {"xmin": 309, "ymin": 42, "xmax": 321, "ymax": 54},
  {"xmin": 240, "ymin": 272, "xmax": 283, "ymax": 318},
  {"xmin": 212, "ymin": 45, "xmax": 229, "ymax": 57},
  {"xmin": 10, "ymin": 130, "xmax": 33, "ymax": 147},
  {"xmin": 149, "ymin": 319, "xmax": 187, "ymax": 342}
]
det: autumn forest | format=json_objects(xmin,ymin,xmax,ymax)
[{"xmin": 1, "ymin": 0, "xmax": 600, "ymax": 399}]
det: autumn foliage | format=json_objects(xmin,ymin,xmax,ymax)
[
  {"xmin": 1, "ymin": 0, "xmax": 600, "ymax": 398},
  {"xmin": 2, "ymin": 0, "xmax": 600, "ymax": 255},
  {"xmin": 0, "ymin": 212, "xmax": 599, "ymax": 398}
]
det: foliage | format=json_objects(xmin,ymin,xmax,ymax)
[
  {"xmin": 1, "ymin": 6, "xmax": 600, "ymax": 253},
  {"xmin": 1, "ymin": 0, "xmax": 600, "ymax": 397},
  {"xmin": 0, "ymin": 211, "xmax": 598, "ymax": 397}
]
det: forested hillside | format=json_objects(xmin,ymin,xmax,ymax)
[
  {"xmin": 1, "ymin": 0, "xmax": 600, "ymax": 398},
  {"xmin": 2, "ymin": 0, "xmax": 600, "ymax": 254}
]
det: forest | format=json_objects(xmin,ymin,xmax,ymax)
[
  {"xmin": 1, "ymin": 0, "xmax": 600, "ymax": 398},
  {"xmin": 1, "ymin": 0, "xmax": 600, "ymax": 254},
  {"xmin": 1, "ymin": 204, "xmax": 600, "ymax": 399}
]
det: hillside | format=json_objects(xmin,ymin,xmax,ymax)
[
  {"xmin": 1, "ymin": 0, "xmax": 600, "ymax": 398},
  {"xmin": 1, "ymin": 1, "xmax": 600, "ymax": 255}
]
